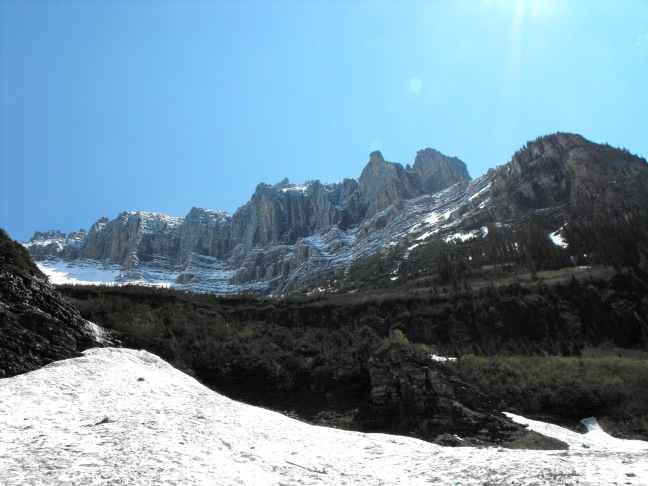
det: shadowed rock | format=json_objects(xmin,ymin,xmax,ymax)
[
  {"xmin": 0, "ymin": 229, "xmax": 107, "ymax": 377},
  {"xmin": 355, "ymin": 335, "xmax": 566, "ymax": 448}
]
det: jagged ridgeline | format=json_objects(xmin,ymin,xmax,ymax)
[
  {"xmin": 22, "ymin": 156, "xmax": 461, "ymax": 293},
  {"xmin": 24, "ymin": 133, "xmax": 648, "ymax": 295},
  {"xmin": 24, "ymin": 148, "xmax": 469, "ymax": 294}
]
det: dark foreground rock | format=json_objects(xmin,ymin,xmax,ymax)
[
  {"xmin": 0, "ymin": 229, "xmax": 107, "ymax": 377},
  {"xmin": 355, "ymin": 335, "xmax": 566, "ymax": 448}
]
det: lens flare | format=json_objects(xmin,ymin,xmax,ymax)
[{"xmin": 408, "ymin": 77, "xmax": 424, "ymax": 92}]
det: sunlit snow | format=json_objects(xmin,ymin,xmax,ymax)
[
  {"xmin": 38, "ymin": 259, "xmax": 122, "ymax": 286},
  {"xmin": 424, "ymin": 211, "xmax": 443, "ymax": 225},
  {"xmin": 280, "ymin": 185, "xmax": 310, "ymax": 192},
  {"xmin": 38, "ymin": 259, "xmax": 173, "ymax": 288},
  {"xmin": 443, "ymin": 229, "xmax": 483, "ymax": 242},
  {"xmin": 549, "ymin": 229, "xmax": 568, "ymax": 248},
  {"xmin": 469, "ymin": 183, "xmax": 491, "ymax": 201},
  {"xmin": 1, "ymin": 348, "xmax": 647, "ymax": 485},
  {"xmin": 430, "ymin": 354, "xmax": 457, "ymax": 362}
]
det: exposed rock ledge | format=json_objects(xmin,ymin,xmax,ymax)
[
  {"xmin": 356, "ymin": 336, "xmax": 567, "ymax": 449},
  {"xmin": 0, "ymin": 230, "xmax": 108, "ymax": 377}
]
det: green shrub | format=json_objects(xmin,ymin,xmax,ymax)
[{"xmin": 451, "ymin": 355, "xmax": 648, "ymax": 437}]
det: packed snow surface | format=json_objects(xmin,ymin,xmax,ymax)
[
  {"xmin": 1, "ymin": 349, "xmax": 647, "ymax": 485},
  {"xmin": 38, "ymin": 259, "xmax": 122, "ymax": 285},
  {"xmin": 37, "ymin": 259, "xmax": 174, "ymax": 288}
]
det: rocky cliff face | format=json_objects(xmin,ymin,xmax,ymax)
[
  {"xmin": 354, "ymin": 337, "xmax": 565, "ymax": 448},
  {"xmin": 358, "ymin": 149, "xmax": 470, "ymax": 216},
  {"xmin": 410, "ymin": 148, "xmax": 471, "ymax": 193},
  {"xmin": 24, "ymin": 230, "xmax": 67, "ymax": 260},
  {"xmin": 24, "ymin": 133, "xmax": 648, "ymax": 295},
  {"xmin": 0, "ymin": 229, "xmax": 109, "ymax": 377},
  {"xmin": 358, "ymin": 152, "xmax": 418, "ymax": 216},
  {"xmin": 484, "ymin": 133, "xmax": 648, "ymax": 225}
]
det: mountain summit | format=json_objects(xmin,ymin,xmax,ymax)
[
  {"xmin": 358, "ymin": 149, "xmax": 470, "ymax": 216},
  {"xmin": 24, "ymin": 133, "xmax": 648, "ymax": 295}
]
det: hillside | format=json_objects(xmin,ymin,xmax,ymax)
[
  {"xmin": 0, "ymin": 229, "xmax": 108, "ymax": 377},
  {"xmin": 57, "ymin": 259, "xmax": 648, "ymax": 441},
  {"xmin": 4, "ymin": 130, "xmax": 648, "ymax": 458}
]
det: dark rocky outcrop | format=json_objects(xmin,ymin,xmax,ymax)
[
  {"xmin": 0, "ymin": 229, "xmax": 107, "ymax": 377},
  {"xmin": 484, "ymin": 133, "xmax": 648, "ymax": 227},
  {"xmin": 354, "ymin": 336, "xmax": 534, "ymax": 446}
]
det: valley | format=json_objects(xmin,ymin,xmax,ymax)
[{"xmin": 2, "ymin": 131, "xmax": 648, "ymax": 484}]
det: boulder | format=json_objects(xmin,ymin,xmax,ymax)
[{"xmin": 355, "ymin": 334, "xmax": 545, "ymax": 446}]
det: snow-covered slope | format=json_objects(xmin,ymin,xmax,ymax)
[{"xmin": 1, "ymin": 348, "xmax": 646, "ymax": 485}]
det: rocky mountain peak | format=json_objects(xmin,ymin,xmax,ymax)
[
  {"xmin": 274, "ymin": 177, "xmax": 292, "ymax": 190},
  {"xmin": 31, "ymin": 229, "xmax": 66, "ymax": 242},
  {"xmin": 368, "ymin": 150, "xmax": 387, "ymax": 165},
  {"xmin": 359, "ymin": 148, "xmax": 470, "ymax": 216},
  {"xmin": 410, "ymin": 148, "xmax": 471, "ymax": 193},
  {"xmin": 186, "ymin": 206, "xmax": 231, "ymax": 222},
  {"xmin": 510, "ymin": 132, "xmax": 588, "ymax": 170},
  {"xmin": 484, "ymin": 132, "xmax": 648, "ymax": 227},
  {"xmin": 359, "ymin": 152, "xmax": 417, "ymax": 215},
  {"xmin": 24, "ymin": 230, "xmax": 67, "ymax": 259}
]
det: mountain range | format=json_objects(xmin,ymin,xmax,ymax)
[
  {"xmin": 24, "ymin": 132, "xmax": 648, "ymax": 296},
  {"xmin": 3, "ymin": 131, "xmax": 648, "ymax": 483}
]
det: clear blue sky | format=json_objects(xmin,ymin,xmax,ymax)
[{"xmin": 1, "ymin": 0, "xmax": 647, "ymax": 242}]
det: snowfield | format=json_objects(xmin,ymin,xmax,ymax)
[
  {"xmin": 1, "ymin": 348, "xmax": 647, "ymax": 485},
  {"xmin": 38, "ymin": 259, "xmax": 124, "ymax": 286},
  {"xmin": 37, "ymin": 259, "xmax": 176, "ymax": 288}
]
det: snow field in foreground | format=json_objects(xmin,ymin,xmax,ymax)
[{"xmin": 0, "ymin": 348, "xmax": 646, "ymax": 485}]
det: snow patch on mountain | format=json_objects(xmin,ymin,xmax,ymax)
[
  {"xmin": 37, "ymin": 258, "xmax": 177, "ymax": 288},
  {"xmin": 1, "ymin": 348, "xmax": 646, "ymax": 485},
  {"xmin": 550, "ymin": 228, "xmax": 568, "ymax": 248},
  {"xmin": 38, "ymin": 259, "xmax": 123, "ymax": 285}
]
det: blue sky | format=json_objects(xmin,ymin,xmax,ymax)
[{"xmin": 1, "ymin": 0, "xmax": 647, "ymax": 242}]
